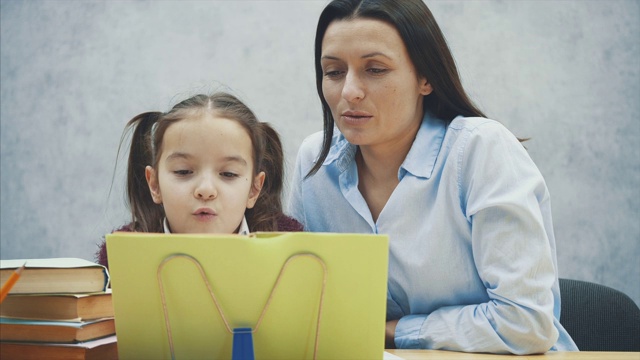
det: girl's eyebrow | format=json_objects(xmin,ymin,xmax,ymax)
[
  {"xmin": 221, "ymin": 156, "xmax": 248, "ymax": 166},
  {"xmin": 165, "ymin": 152, "xmax": 248, "ymax": 166},
  {"xmin": 165, "ymin": 152, "xmax": 192, "ymax": 161}
]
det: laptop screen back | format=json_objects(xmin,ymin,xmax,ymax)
[{"xmin": 106, "ymin": 232, "xmax": 388, "ymax": 359}]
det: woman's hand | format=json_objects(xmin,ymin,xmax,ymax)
[{"xmin": 385, "ymin": 319, "xmax": 399, "ymax": 349}]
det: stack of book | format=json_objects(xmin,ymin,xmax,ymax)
[{"xmin": 0, "ymin": 258, "xmax": 117, "ymax": 360}]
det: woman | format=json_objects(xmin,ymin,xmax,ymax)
[{"xmin": 288, "ymin": 0, "xmax": 578, "ymax": 354}]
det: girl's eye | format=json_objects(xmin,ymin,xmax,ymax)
[
  {"xmin": 173, "ymin": 170, "xmax": 192, "ymax": 176},
  {"xmin": 221, "ymin": 172, "xmax": 239, "ymax": 178}
]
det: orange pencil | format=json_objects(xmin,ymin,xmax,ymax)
[{"xmin": 0, "ymin": 262, "xmax": 27, "ymax": 303}]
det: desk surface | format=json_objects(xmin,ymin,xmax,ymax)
[{"xmin": 385, "ymin": 350, "xmax": 640, "ymax": 360}]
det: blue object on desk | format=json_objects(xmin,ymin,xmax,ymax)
[{"xmin": 232, "ymin": 327, "xmax": 254, "ymax": 360}]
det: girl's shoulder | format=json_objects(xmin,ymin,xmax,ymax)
[
  {"xmin": 276, "ymin": 214, "xmax": 304, "ymax": 232},
  {"xmin": 114, "ymin": 222, "xmax": 135, "ymax": 232},
  {"xmin": 95, "ymin": 222, "xmax": 136, "ymax": 268}
]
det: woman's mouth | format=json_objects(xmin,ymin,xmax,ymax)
[{"xmin": 341, "ymin": 110, "xmax": 372, "ymax": 125}]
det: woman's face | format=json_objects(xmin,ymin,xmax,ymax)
[{"xmin": 320, "ymin": 18, "xmax": 433, "ymax": 149}]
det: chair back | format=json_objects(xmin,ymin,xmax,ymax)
[{"xmin": 559, "ymin": 278, "xmax": 640, "ymax": 351}]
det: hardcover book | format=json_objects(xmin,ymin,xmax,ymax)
[
  {"xmin": 0, "ymin": 290, "xmax": 113, "ymax": 321},
  {"xmin": 0, "ymin": 317, "xmax": 115, "ymax": 343},
  {"xmin": 0, "ymin": 258, "xmax": 109, "ymax": 294},
  {"xmin": 0, "ymin": 335, "xmax": 117, "ymax": 360}
]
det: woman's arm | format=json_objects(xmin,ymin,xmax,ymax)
[{"xmin": 394, "ymin": 121, "xmax": 563, "ymax": 354}]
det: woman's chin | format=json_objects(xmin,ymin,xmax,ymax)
[{"xmin": 338, "ymin": 128, "xmax": 372, "ymax": 146}]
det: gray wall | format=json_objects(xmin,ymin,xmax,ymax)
[{"xmin": 1, "ymin": 0, "xmax": 638, "ymax": 306}]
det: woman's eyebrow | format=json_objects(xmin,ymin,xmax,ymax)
[
  {"xmin": 321, "ymin": 54, "xmax": 341, "ymax": 61},
  {"xmin": 361, "ymin": 51, "xmax": 392, "ymax": 60},
  {"xmin": 321, "ymin": 52, "xmax": 392, "ymax": 61}
]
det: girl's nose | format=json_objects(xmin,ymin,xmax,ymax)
[
  {"xmin": 195, "ymin": 177, "xmax": 217, "ymax": 200},
  {"xmin": 342, "ymin": 72, "xmax": 365, "ymax": 102}
]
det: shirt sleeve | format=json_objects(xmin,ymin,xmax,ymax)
[{"xmin": 395, "ymin": 121, "xmax": 560, "ymax": 354}]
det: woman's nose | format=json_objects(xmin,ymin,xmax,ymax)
[
  {"xmin": 195, "ymin": 176, "xmax": 217, "ymax": 200},
  {"xmin": 342, "ymin": 72, "xmax": 365, "ymax": 102}
]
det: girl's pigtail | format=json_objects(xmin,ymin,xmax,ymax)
[
  {"xmin": 125, "ymin": 112, "xmax": 164, "ymax": 232},
  {"xmin": 246, "ymin": 122, "xmax": 284, "ymax": 232}
]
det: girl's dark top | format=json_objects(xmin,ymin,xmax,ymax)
[{"xmin": 95, "ymin": 215, "xmax": 304, "ymax": 269}]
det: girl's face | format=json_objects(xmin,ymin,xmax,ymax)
[
  {"xmin": 145, "ymin": 115, "xmax": 264, "ymax": 234},
  {"xmin": 320, "ymin": 18, "xmax": 433, "ymax": 150}
]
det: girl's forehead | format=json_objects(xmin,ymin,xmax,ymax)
[
  {"xmin": 161, "ymin": 116, "xmax": 254, "ymax": 161},
  {"xmin": 169, "ymin": 115, "xmax": 247, "ymax": 137}
]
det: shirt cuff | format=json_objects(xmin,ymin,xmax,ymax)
[{"xmin": 395, "ymin": 314, "xmax": 428, "ymax": 349}]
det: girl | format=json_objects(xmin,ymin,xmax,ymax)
[
  {"xmin": 97, "ymin": 92, "xmax": 303, "ymax": 268},
  {"xmin": 288, "ymin": 0, "xmax": 577, "ymax": 354}
]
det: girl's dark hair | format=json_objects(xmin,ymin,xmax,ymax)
[
  {"xmin": 308, "ymin": 0, "xmax": 487, "ymax": 177},
  {"xmin": 122, "ymin": 92, "xmax": 284, "ymax": 233}
]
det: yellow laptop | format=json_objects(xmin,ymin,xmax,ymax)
[{"xmin": 106, "ymin": 232, "xmax": 388, "ymax": 359}]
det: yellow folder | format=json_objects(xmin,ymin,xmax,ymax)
[{"xmin": 106, "ymin": 232, "xmax": 389, "ymax": 359}]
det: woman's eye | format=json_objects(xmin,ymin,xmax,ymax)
[
  {"xmin": 173, "ymin": 170, "xmax": 192, "ymax": 176},
  {"xmin": 367, "ymin": 68, "xmax": 388, "ymax": 75},
  {"xmin": 323, "ymin": 70, "xmax": 344, "ymax": 78}
]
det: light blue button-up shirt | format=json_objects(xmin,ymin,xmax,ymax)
[{"xmin": 287, "ymin": 113, "xmax": 578, "ymax": 354}]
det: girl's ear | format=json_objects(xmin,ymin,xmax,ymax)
[
  {"xmin": 145, "ymin": 166, "xmax": 163, "ymax": 204},
  {"xmin": 419, "ymin": 77, "xmax": 433, "ymax": 96},
  {"xmin": 246, "ymin": 171, "xmax": 266, "ymax": 209}
]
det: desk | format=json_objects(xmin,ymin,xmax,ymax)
[{"xmin": 385, "ymin": 350, "xmax": 640, "ymax": 360}]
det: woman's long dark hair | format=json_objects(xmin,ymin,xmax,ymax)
[
  {"xmin": 308, "ymin": 0, "xmax": 487, "ymax": 177},
  {"xmin": 122, "ymin": 92, "xmax": 284, "ymax": 233}
]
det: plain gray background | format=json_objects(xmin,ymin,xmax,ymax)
[{"xmin": 1, "ymin": 0, "xmax": 639, "ymax": 307}]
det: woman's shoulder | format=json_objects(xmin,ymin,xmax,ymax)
[
  {"xmin": 299, "ymin": 130, "xmax": 324, "ymax": 153},
  {"xmin": 276, "ymin": 214, "xmax": 304, "ymax": 232},
  {"xmin": 294, "ymin": 131, "xmax": 324, "ymax": 170},
  {"xmin": 448, "ymin": 116, "xmax": 505, "ymax": 132},
  {"xmin": 446, "ymin": 116, "xmax": 521, "ymax": 145},
  {"xmin": 298, "ymin": 130, "xmax": 349, "ymax": 157}
]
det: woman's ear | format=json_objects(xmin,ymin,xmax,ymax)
[
  {"xmin": 246, "ymin": 171, "xmax": 266, "ymax": 209},
  {"xmin": 145, "ymin": 166, "xmax": 163, "ymax": 204},
  {"xmin": 419, "ymin": 77, "xmax": 433, "ymax": 96}
]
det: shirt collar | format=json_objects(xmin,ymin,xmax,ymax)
[
  {"xmin": 323, "ymin": 126, "xmax": 355, "ymax": 173},
  {"xmin": 163, "ymin": 216, "xmax": 250, "ymax": 235},
  {"xmin": 237, "ymin": 216, "xmax": 250, "ymax": 235},
  {"xmin": 321, "ymin": 112, "xmax": 447, "ymax": 179},
  {"xmin": 163, "ymin": 218, "xmax": 171, "ymax": 234},
  {"xmin": 399, "ymin": 112, "xmax": 446, "ymax": 179}
]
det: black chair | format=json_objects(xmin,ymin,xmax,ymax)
[{"xmin": 559, "ymin": 278, "xmax": 640, "ymax": 351}]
